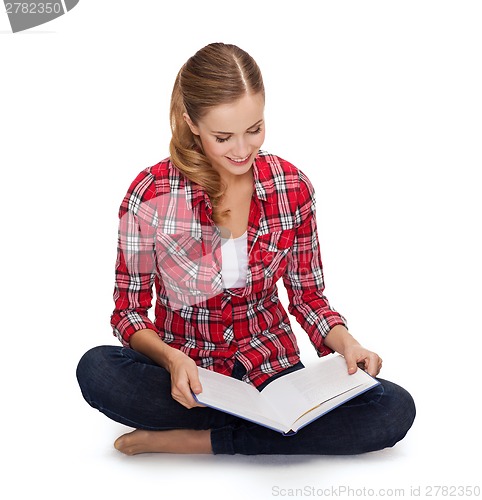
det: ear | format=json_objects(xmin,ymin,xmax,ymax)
[{"xmin": 183, "ymin": 113, "xmax": 200, "ymax": 136}]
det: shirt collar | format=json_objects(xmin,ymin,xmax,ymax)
[
  {"xmin": 172, "ymin": 152, "xmax": 274, "ymax": 211},
  {"xmin": 252, "ymin": 153, "xmax": 275, "ymax": 201}
]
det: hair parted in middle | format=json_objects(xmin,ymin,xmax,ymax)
[{"xmin": 169, "ymin": 42, "xmax": 265, "ymax": 223}]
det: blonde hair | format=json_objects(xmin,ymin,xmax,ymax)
[{"xmin": 169, "ymin": 43, "xmax": 265, "ymax": 223}]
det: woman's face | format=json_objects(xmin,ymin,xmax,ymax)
[{"xmin": 184, "ymin": 93, "xmax": 266, "ymax": 182}]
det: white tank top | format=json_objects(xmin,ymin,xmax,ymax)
[{"xmin": 220, "ymin": 230, "xmax": 248, "ymax": 289}]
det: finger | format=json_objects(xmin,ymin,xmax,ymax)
[
  {"xmin": 181, "ymin": 374, "xmax": 207, "ymax": 408},
  {"xmin": 172, "ymin": 393, "xmax": 198, "ymax": 409},
  {"xmin": 188, "ymin": 367, "xmax": 203, "ymax": 395},
  {"xmin": 188, "ymin": 370, "xmax": 206, "ymax": 407},
  {"xmin": 171, "ymin": 375, "xmax": 197, "ymax": 408},
  {"xmin": 344, "ymin": 354, "xmax": 359, "ymax": 375},
  {"xmin": 376, "ymin": 357, "xmax": 383, "ymax": 376},
  {"xmin": 190, "ymin": 393, "xmax": 206, "ymax": 408},
  {"xmin": 365, "ymin": 355, "xmax": 381, "ymax": 377}
]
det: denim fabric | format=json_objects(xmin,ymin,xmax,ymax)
[{"xmin": 76, "ymin": 345, "xmax": 415, "ymax": 455}]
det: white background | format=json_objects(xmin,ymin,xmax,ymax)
[{"xmin": 1, "ymin": 1, "xmax": 481, "ymax": 498}]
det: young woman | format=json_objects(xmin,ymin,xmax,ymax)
[{"xmin": 76, "ymin": 43, "xmax": 415, "ymax": 455}]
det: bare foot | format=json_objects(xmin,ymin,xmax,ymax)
[{"xmin": 114, "ymin": 429, "xmax": 212, "ymax": 455}]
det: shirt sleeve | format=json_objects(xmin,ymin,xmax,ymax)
[
  {"xmin": 282, "ymin": 169, "xmax": 348, "ymax": 357},
  {"xmin": 110, "ymin": 169, "xmax": 159, "ymax": 347}
]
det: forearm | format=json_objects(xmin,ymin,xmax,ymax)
[
  {"xmin": 130, "ymin": 329, "xmax": 203, "ymax": 408},
  {"xmin": 324, "ymin": 324, "xmax": 360, "ymax": 356},
  {"xmin": 129, "ymin": 328, "xmax": 176, "ymax": 369}
]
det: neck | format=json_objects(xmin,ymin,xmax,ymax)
[{"xmin": 219, "ymin": 167, "xmax": 254, "ymax": 191}]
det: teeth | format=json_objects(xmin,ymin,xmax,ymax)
[{"xmin": 228, "ymin": 155, "xmax": 250, "ymax": 163}]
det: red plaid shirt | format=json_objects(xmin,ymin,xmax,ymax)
[{"xmin": 111, "ymin": 151, "xmax": 347, "ymax": 387}]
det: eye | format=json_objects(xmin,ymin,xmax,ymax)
[
  {"xmin": 215, "ymin": 136, "xmax": 230, "ymax": 143},
  {"xmin": 248, "ymin": 127, "xmax": 262, "ymax": 135}
]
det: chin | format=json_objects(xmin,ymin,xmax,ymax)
[{"xmin": 223, "ymin": 162, "xmax": 253, "ymax": 176}]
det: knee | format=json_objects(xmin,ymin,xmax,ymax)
[
  {"xmin": 394, "ymin": 383, "xmax": 416, "ymax": 435},
  {"xmin": 76, "ymin": 345, "xmax": 116, "ymax": 405},
  {"xmin": 77, "ymin": 346, "xmax": 104, "ymax": 384},
  {"xmin": 379, "ymin": 380, "xmax": 416, "ymax": 449}
]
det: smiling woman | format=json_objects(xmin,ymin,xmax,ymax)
[
  {"xmin": 76, "ymin": 42, "xmax": 416, "ymax": 456},
  {"xmin": 184, "ymin": 94, "xmax": 265, "ymax": 183},
  {"xmin": 169, "ymin": 43, "xmax": 266, "ymax": 224}
]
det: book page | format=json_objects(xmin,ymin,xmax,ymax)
[
  {"xmin": 289, "ymin": 382, "xmax": 377, "ymax": 433},
  {"xmin": 261, "ymin": 354, "xmax": 376, "ymax": 427},
  {"xmin": 195, "ymin": 367, "xmax": 285, "ymax": 429}
]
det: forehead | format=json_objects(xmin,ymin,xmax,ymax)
[{"xmin": 200, "ymin": 93, "xmax": 265, "ymax": 131}]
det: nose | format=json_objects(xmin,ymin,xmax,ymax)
[{"xmin": 230, "ymin": 137, "xmax": 250, "ymax": 158}]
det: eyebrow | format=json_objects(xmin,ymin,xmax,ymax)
[{"xmin": 211, "ymin": 119, "xmax": 264, "ymax": 135}]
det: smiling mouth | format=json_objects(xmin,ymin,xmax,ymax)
[{"xmin": 225, "ymin": 154, "xmax": 251, "ymax": 165}]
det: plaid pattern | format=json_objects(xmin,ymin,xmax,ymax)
[{"xmin": 111, "ymin": 151, "xmax": 347, "ymax": 387}]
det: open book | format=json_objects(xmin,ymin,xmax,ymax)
[{"xmin": 194, "ymin": 354, "xmax": 380, "ymax": 435}]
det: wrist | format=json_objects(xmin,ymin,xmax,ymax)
[
  {"xmin": 129, "ymin": 328, "xmax": 175, "ymax": 369},
  {"xmin": 163, "ymin": 343, "xmax": 181, "ymax": 371},
  {"xmin": 324, "ymin": 325, "xmax": 360, "ymax": 355}
]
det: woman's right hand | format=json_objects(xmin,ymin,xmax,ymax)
[
  {"xmin": 165, "ymin": 347, "xmax": 205, "ymax": 409},
  {"xmin": 129, "ymin": 328, "xmax": 204, "ymax": 409}
]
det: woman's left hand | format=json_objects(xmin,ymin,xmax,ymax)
[
  {"xmin": 324, "ymin": 325, "xmax": 383, "ymax": 377},
  {"xmin": 343, "ymin": 343, "xmax": 383, "ymax": 377}
]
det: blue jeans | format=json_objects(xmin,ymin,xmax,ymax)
[{"xmin": 76, "ymin": 345, "xmax": 416, "ymax": 455}]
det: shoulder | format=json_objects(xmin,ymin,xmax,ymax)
[
  {"xmin": 129, "ymin": 157, "xmax": 174, "ymax": 194},
  {"xmin": 124, "ymin": 156, "xmax": 187, "ymax": 198},
  {"xmin": 256, "ymin": 150, "xmax": 315, "ymax": 199},
  {"xmin": 119, "ymin": 157, "xmax": 181, "ymax": 215},
  {"xmin": 256, "ymin": 150, "xmax": 298, "ymax": 175}
]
